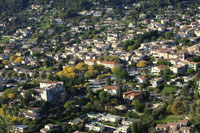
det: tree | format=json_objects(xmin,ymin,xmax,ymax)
[
  {"xmin": 105, "ymin": 77, "xmax": 111, "ymax": 86},
  {"xmin": 14, "ymin": 57, "xmax": 24, "ymax": 63},
  {"xmin": 131, "ymin": 121, "xmax": 139, "ymax": 133},
  {"xmin": 136, "ymin": 60, "xmax": 147, "ymax": 68},
  {"xmin": 157, "ymin": 59, "xmax": 171, "ymax": 66},
  {"xmin": 2, "ymin": 60, "xmax": 8, "ymax": 65},
  {"xmin": 122, "ymin": 39, "xmax": 133, "ymax": 50},
  {"xmin": 64, "ymin": 100, "xmax": 75, "ymax": 111},
  {"xmin": 99, "ymin": 91, "xmax": 107, "ymax": 103},
  {"xmin": 75, "ymin": 62, "xmax": 88, "ymax": 71},
  {"xmin": 112, "ymin": 66, "xmax": 128, "ymax": 80},
  {"xmin": 165, "ymin": 31, "xmax": 174, "ymax": 39},
  {"xmin": 10, "ymin": 55, "xmax": 15, "ymax": 61},
  {"xmin": 187, "ymin": 68, "xmax": 194, "ymax": 75},
  {"xmin": 8, "ymin": 93, "xmax": 15, "ymax": 99},
  {"xmin": 171, "ymin": 100, "xmax": 185, "ymax": 115},
  {"xmin": 57, "ymin": 62, "xmax": 63, "ymax": 71},
  {"xmin": 132, "ymin": 99, "xmax": 145, "ymax": 112}
]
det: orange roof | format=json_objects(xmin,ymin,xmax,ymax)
[
  {"xmin": 100, "ymin": 60, "xmax": 118, "ymax": 65},
  {"xmin": 104, "ymin": 86, "xmax": 119, "ymax": 90},
  {"xmin": 123, "ymin": 91, "xmax": 141, "ymax": 98},
  {"xmin": 178, "ymin": 120, "xmax": 188, "ymax": 124},
  {"xmin": 158, "ymin": 65, "xmax": 166, "ymax": 70},
  {"xmin": 85, "ymin": 59, "xmax": 95, "ymax": 63},
  {"xmin": 167, "ymin": 122, "xmax": 177, "ymax": 127},
  {"xmin": 179, "ymin": 127, "xmax": 191, "ymax": 130},
  {"xmin": 156, "ymin": 124, "xmax": 167, "ymax": 128}
]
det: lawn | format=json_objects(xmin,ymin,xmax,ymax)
[
  {"xmin": 156, "ymin": 115, "xmax": 183, "ymax": 124},
  {"xmin": 27, "ymin": 38, "xmax": 37, "ymax": 42},
  {"xmin": 0, "ymin": 37, "xmax": 11, "ymax": 43},
  {"xmin": 38, "ymin": 67, "xmax": 54, "ymax": 71},
  {"xmin": 162, "ymin": 85, "xmax": 178, "ymax": 94}
]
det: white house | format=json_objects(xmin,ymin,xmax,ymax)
[
  {"xmin": 100, "ymin": 114, "xmax": 121, "ymax": 123},
  {"xmin": 136, "ymin": 75, "xmax": 147, "ymax": 83},
  {"xmin": 150, "ymin": 78, "xmax": 163, "ymax": 87},
  {"xmin": 85, "ymin": 122, "xmax": 105, "ymax": 132},
  {"xmin": 12, "ymin": 125, "xmax": 29, "ymax": 133},
  {"xmin": 38, "ymin": 81, "xmax": 65, "ymax": 102},
  {"xmin": 84, "ymin": 59, "xmax": 121, "ymax": 69},
  {"xmin": 151, "ymin": 65, "xmax": 166, "ymax": 75},
  {"xmin": 170, "ymin": 64, "xmax": 185, "ymax": 74},
  {"xmin": 104, "ymin": 86, "xmax": 120, "ymax": 95},
  {"xmin": 87, "ymin": 112, "xmax": 101, "ymax": 119},
  {"xmin": 40, "ymin": 124, "xmax": 59, "ymax": 133},
  {"xmin": 114, "ymin": 126, "xmax": 130, "ymax": 133},
  {"xmin": 23, "ymin": 107, "xmax": 40, "ymax": 120}
]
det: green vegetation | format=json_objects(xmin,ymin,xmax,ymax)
[
  {"xmin": 122, "ymin": 31, "xmax": 162, "ymax": 51},
  {"xmin": 0, "ymin": 37, "xmax": 11, "ymax": 43},
  {"xmin": 162, "ymin": 85, "xmax": 178, "ymax": 94}
]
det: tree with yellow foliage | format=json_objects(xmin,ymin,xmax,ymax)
[
  {"xmin": 65, "ymin": 66, "xmax": 76, "ymax": 73},
  {"xmin": 136, "ymin": 60, "xmax": 147, "ymax": 67},
  {"xmin": 10, "ymin": 55, "xmax": 15, "ymax": 62},
  {"xmin": 84, "ymin": 82, "xmax": 89, "ymax": 87},
  {"xmin": 14, "ymin": 57, "xmax": 24, "ymax": 63},
  {"xmin": 57, "ymin": 71, "xmax": 63, "ymax": 77},
  {"xmin": 75, "ymin": 62, "xmax": 88, "ymax": 71},
  {"xmin": 8, "ymin": 93, "xmax": 15, "ymax": 99},
  {"xmin": 2, "ymin": 60, "xmax": 8, "ymax": 65},
  {"xmin": 88, "ymin": 65, "xmax": 94, "ymax": 70}
]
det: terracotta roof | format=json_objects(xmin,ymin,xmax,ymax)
[
  {"xmin": 178, "ymin": 120, "xmax": 188, "ymax": 124},
  {"xmin": 168, "ymin": 129, "xmax": 179, "ymax": 133},
  {"xmin": 85, "ymin": 59, "xmax": 95, "ymax": 63},
  {"xmin": 156, "ymin": 124, "xmax": 167, "ymax": 128},
  {"xmin": 104, "ymin": 86, "xmax": 119, "ymax": 90},
  {"xmin": 138, "ymin": 75, "xmax": 147, "ymax": 80},
  {"xmin": 123, "ymin": 91, "xmax": 141, "ymax": 98},
  {"xmin": 179, "ymin": 127, "xmax": 191, "ymax": 130},
  {"xmin": 100, "ymin": 60, "xmax": 118, "ymax": 65},
  {"xmin": 167, "ymin": 122, "xmax": 177, "ymax": 127},
  {"xmin": 158, "ymin": 65, "xmax": 166, "ymax": 70}
]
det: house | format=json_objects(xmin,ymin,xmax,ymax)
[
  {"xmin": 37, "ymin": 81, "xmax": 65, "ymax": 102},
  {"xmin": 167, "ymin": 122, "xmax": 178, "ymax": 130},
  {"xmin": 170, "ymin": 64, "xmax": 185, "ymax": 74},
  {"xmin": 12, "ymin": 125, "xmax": 29, "ymax": 133},
  {"xmin": 100, "ymin": 114, "xmax": 121, "ymax": 123},
  {"xmin": 115, "ymin": 105, "xmax": 127, "ymax": 111},
  {"xmin": 123, "ymin": 91, "xmax": 141, "ymax": 100},
  {"xmin": 23, "ymin": 107, "xmax": 41, "ymax": 120},
  {"xmin": 104, "ymin": 86, "xmax": 120, "ymax": 95},
  {"xmin": 85, "ymin": 122, "xmax": 105, "ymax": 132},
  {"xmin": 150, "ymin": 78, "xmax": 163, "ymax": 87},
  {"xmin": 114, "ymin": 126, "xmax": 130, "ymax": 133},
  {"xmin": 156, "ymin": 124, "xmax": 169, "ymax": 132},
  {"xmin": 183, "ymin": 61, "xmax": 198, "ymax": 71},
  {"xmin": 40, "ymin": 124, "xmax": 60, "ymax": 133},
  {"xmin": 178, "ymin": 120, "xmax": 189, "ymax": 127},
  {"xmin": 121, "ymin": 118, "xmax": 135, "ymax": 126},
  {"xmin": 69, "ymin": 118, "xmax": 83, "ymax": 125},
  {"xmin": 179, "ymin": 127, "xmax": 191, "ymax": 133},
  {"xmin": 84, "ymin": 59, "xmax": 121, "ymax": 69},
  {"xmin": 151, "ymin": 65, "xmax": 166, "ymax": 75},
  {"xmin": 136, "ymin": 75, "xmax": 147, "ymax": 83},
  {"xmin": 87, "ymin": 112, "xmax": 101, "ymax": 119}
]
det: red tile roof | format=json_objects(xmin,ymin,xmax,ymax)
[
  {"xmin": 123, "ymin": 91, "xmax": 141, "ymax": 98},
  {"xmin": 104, "ymin": 86, "xmax": 119, "ymax": 90}
]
